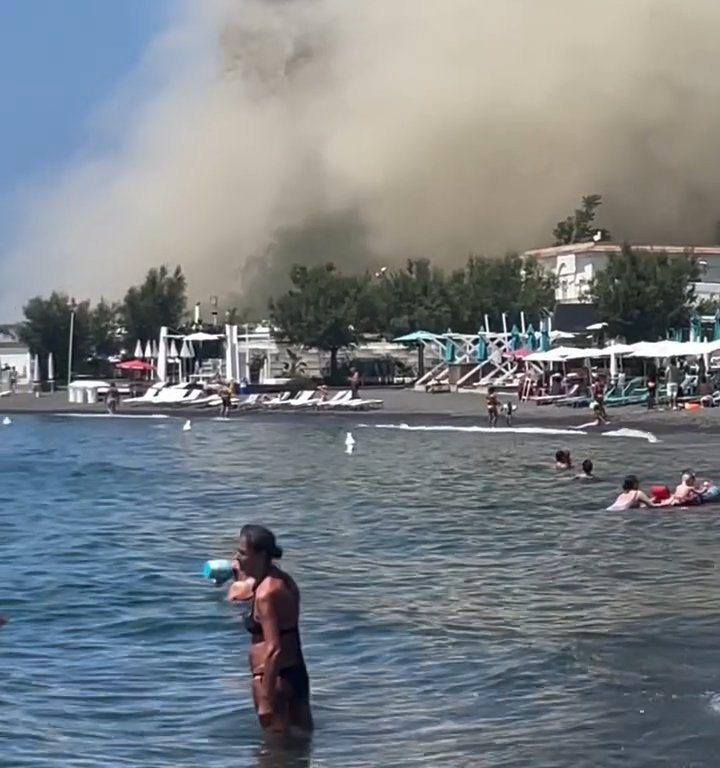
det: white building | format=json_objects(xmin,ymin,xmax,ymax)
[
  {"xmin": 522, "ymin": 243, "xmax": 720, "ymax": 303},
  {"xmin": 0, "ymin": 327, "xmax": 31, "ymax": 385}
]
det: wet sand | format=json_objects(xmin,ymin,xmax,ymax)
[{"xmin": 0, "ymin": 389, "xmax": 717, "ymax": 435}]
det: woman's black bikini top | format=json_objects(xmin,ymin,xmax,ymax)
[{"xmin": 244, "ymin": 574, "xmax": 299, "ymax": 640}]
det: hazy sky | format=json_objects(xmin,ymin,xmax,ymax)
[
  {"xmin": 3, "ymin": 0, "xmax": 720, "ymax": 322},
  {"xmin": 0, "ymin": 0, "xmax": 172, "ymax": 315}
]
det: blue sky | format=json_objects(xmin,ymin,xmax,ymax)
[{"xmin": 0, "ymin": 0, "xmax": 172, "ymax": 209}]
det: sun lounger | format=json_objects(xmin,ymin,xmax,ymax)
[
  {"xmin": 261, "ymin": 391, "xmax": 294, "ymax": 408},
  {"xmin": 332, "ymin": 396, "xmax": 384, "ymax": 410},
  {"xmin": 269, "ymin": 391, "xmax": 316, "ymax": 409},
  {"xmin": 127, "ymin": 383, "xmax": 167, "ymax": 405},
  {"xmin": 282, "ymin": 390, "xmax": 319, "ymax": 408},
  {"xmin": 313, "ymin": 390, "xmax": 353, "ymax": 408}
]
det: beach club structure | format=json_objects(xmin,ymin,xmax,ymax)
[{"xmin": 22, "ymin": 303, "xmax": 720, "ymax": 410}]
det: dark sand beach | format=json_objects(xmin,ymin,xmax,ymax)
[{"xmin": 0, "ymin": 388, "xmax": 717, "ymax": 435}]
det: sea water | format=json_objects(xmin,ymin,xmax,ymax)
[{"xmin": 2, "ymin": 415, "xmax": 720, "ymax": 767}]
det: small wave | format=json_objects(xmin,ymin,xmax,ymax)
[
  {"xmin": 359, "ymin": 423, "xmax": 588, "ymax": 437},
  {"xmin": 602, "ymin": 428, "xmax": 660, "ymax": 444},
  {"xmin": 54, "ymin": 413, "xmax": 170, "ymax": 420},
  {"xmin": 708, "ymin": 692, "xmax": 720, "ymax": 714}
]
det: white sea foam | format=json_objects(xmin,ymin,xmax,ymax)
[
  {"xmin": 359, "ymin": 423, "xmax": 660, "ymax": 442},
  {"xmin": 602, "ymin": 428, "xmax": 660, "ymax": 444},
  {"xmin": 54, "ymin": 413, "xmax": 170, "ymax": 420},
  {"xmin": 359, "ymin": 423, "xmax": 588, "ymax": 437}
]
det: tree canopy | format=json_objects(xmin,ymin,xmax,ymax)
[
  {"xmin": 268, "ymin": 255, "xmax": 558, "ymax": 375},
  {"xmin": 553, "ymin": 194, "xmax": 611, "ymax": 245},
  {"xmin": 589, "ymin": 244, "xmax": 699, "ymax": 342},
  {"xmin": 19, "ymin": 265, "xmax": 187, "ymax": 381},
  {"xmin": 121, "ymin": 265, "xmax": 187, "ymax": 342},
  {"xmin": 19, "ymin": 293, "xmax": 92, "ymax": 381}
]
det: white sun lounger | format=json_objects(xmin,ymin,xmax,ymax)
[
  {"xmin": 261, "ymin": 391, "xmax": 294, "ymax": 408},
  {"xmin": 267, "ymin": 391, "xmax": 316, "ymax": 409},
  {"xmin": 313, "ymin": 390, "xmax": 353, "ymax": 408},
  {"xmin": 332, "ymin": 397, "xmax": 384, "ymax": 410},
  {"xmin": 281, "ymin": 390, "xmax": 318, "ymax": 408},
  {"xmin": 127, "ymin": 383, "xmax": 167, "ymax": 405}
]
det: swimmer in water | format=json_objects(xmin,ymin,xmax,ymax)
[
  {"xmin": 575, "ymin": 458, "xmax": 598, "ymax": 481},
  {"xmin": 231, "ymin": 525, "xmax": 313, "ymax": 736},
  {"xmin": 607, "ymin": 475, "xmax": 655, "ymax": 510},
  {"xmin": 555, "ymin": 450, "xmax": 572, "ymax": 470}
]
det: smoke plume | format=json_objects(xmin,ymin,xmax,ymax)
[{"xmin": 3, "ymin": 0, "xmax": 720, "ymax": 318}]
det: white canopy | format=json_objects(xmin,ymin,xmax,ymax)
[{"xmin": 184, "ymin": 331, "xmax": 222, "ymax": 342}]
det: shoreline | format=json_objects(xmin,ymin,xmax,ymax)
[{"xmin": 1, "ymin": 389, "xmax": 719, "ymax": 436}]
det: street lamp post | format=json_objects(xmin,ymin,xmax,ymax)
[{"xmin": 67, "ymin": 307, "xmax": 76, "ymax": 386}]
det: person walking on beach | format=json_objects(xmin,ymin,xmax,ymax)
[
  {"xmin": 348, "ymin": 368, "xmax": 360, "ymax": 399},
  {"xmin": 106, "ymin": 382, "xmax": 119, "ymax": 414},
  {"xmin": 486, "ymin": 386, "xmax": 500, "ymax": 427},
  {"xmin": 646, "ymin": 370, "xmax": 657, "ymax": 409},
  {"xmin": 229, "ymin": 525, "xmax": 313, "ymax": 736},
  {"xmin": 9, "ymin": 367, "xmax": 17, "ymax": 395},
  {"xmin": 666, "ymin": 358, "xmax": 681, "ymax": 410}
]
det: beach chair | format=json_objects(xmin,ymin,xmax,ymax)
[
  {"xmin": 261, "ymin": 391, "xmax": 293, "ymax": 408},
  {"xmin": 603, "ymin": 376, "xmax": 647, "ymax": 407},
  {"xmin": 332, "ymin": 395, "xmax": 384, "ymax": 410},
  {"xmin": 284, "ymin": 390, "xmax": 321, "ymax": 408},
  {"xmin": 274, "ymin": 390, "xmax": 316, "ymax": 409},
  {"xmin": 127, "ymin": 383, "xmax": 167, "ymax": 405},
  {"xmin": 314, "ymin": 390, "xmax": 353, "ymax": 409}
]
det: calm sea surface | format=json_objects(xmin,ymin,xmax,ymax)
[{"xmin": 2, "ymin": 414, "xmax": 720, "ymax": 767}]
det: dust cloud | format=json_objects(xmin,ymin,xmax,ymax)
[{"xmin": 3, "ymin": 0, "xmax": 720, "ymax": 318}]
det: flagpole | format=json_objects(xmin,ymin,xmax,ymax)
[{"xmin": 67, "ymin": 309, "xmax": 75, "ymax": 386}]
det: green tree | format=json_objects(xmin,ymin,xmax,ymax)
[
  {"xmin": 19, "ymin": 293, "xmax": 92, "ymax": 381},
  {"xmin": 89, "ymin": 298, "xmax": 122, "ymax": 358},
  {"xmin": 553, "ymin": 194, "xmax": 611, "ymax": 245},
  {"xmin": 121, "ymin": 265, "xmax": 187, "ymax": 342},
  {"xmin": 589, "ymin": 244, "xmax": 699, "ymax": 342},
  {"xmin": 269, "ymin": 263, "xmax": 361, "ymax": 378}
]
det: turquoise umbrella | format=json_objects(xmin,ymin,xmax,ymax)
[
  {"xmin": 443, "ymin": 334, "xmax": 456, "ymax": 363},
  {"xmin": 714, "ymin": 310, "xmax": 720, "ymax": 341},
  {"xmin": 508, "ymin": 324, "xmax": 521, "ymax": 351},
  {"xmin": 475, "ymin": 333, "xmax": 487, "ymax": 362},
  {"xmin": 525, "ymin": 323, "xmax": 537, "ymax": 351},
  {"xmin": 539, "ymin": 321, "xmax": 551, "ymax": 352}
]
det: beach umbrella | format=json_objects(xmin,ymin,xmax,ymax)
[
  {"xmin": 33, "ymin": 353, "xmax": 41, "ymax": 383},
  {"xmin": 509, "ymin": 324, "xmax": 521, "ymax": 351},
  {"xmin": 689, "ymin": 311, "xmax": 702, "ymax": 343},
  {"xmin": 442, "ymin": 334, "xmax": 456, "ymax": 363},
  {"xmin": 180, "ymin": 340, "xmax": 194, "ymax": 382},
  {"xmin": 168, "ymin": 339, "xmax": 179, "ymax": 359},
  {"xmin": 609, "ymin": 348, "xmax": 618, "ymax": 383},
  {"xmin": 539, "ymin": 323, "xmax": 551, "ymax": 353},
  {"xmin": 134, "ymin": 340, "xmax": 143, "ymax": 359},
  {"xmin": 475, "ymin": 333, "xmax": 487, "ymax": 362},
  {"xmin": 524, "ymin": 323, "xmax": 537, "ymax": 351},
  {"xmin": 144, "ymin": 340, "xmax": 153, "ymax": 359},
  {"xmin": 115, "ymin": 359, "xmax": 154, "ymax": 371},
  {"xmin": 47, "ymin": 353, "xmax": 55, "ymax": 391},
  {"xmin": 151, "ymin": 340, "xmax": 159, "ymax": 359}
]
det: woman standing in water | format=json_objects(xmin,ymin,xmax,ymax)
[{"xmin": 228, "ymin": 525, "xmax": 313, "ymax": 736}]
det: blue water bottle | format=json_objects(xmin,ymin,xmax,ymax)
[{"xmin": 203, "ymin": 559, "xmax": 234, "ymax": 585}]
